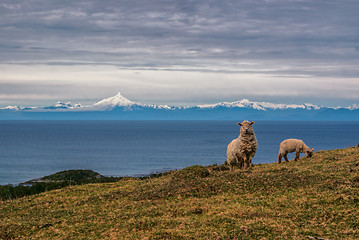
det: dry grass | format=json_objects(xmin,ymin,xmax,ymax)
[{"xmin": 1, "ymin": 147, "xmax": 359, "ymax": 239}]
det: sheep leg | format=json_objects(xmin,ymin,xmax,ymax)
[
  {"xmin": 243, "ymin": 156, "xmax": 250, "ymax": 169},
  {"xmin": 284, "ymin": 153, "xmax": 289, "ymax": 162},
  {"xmin": 227, "ymin": 157, "xmax": 235, "ymax": 172},
  {"xmin": 278, "ymin": 153, "xmax": 282, "ymax": 163},
  {"xmin": 239, "ymin": 160, "xmax": 244, "ymax": 169},
  {"xmin": 245, "ymin": 160, "xmax": 250, "ymax": 169},
  {"xmin": 294, "ymin": 152, "xmax": 300, "ymax": 161},
  {"xmin": 229, "ymin": 164, "xmax": 234, "ymax": 172},
  {"xmin": 247, "ymin": 157, "xmax": 253, "ymax": 169},
  {"xmin": 235, "ymin": 153, "xmax": 242, "ymax": 170}
]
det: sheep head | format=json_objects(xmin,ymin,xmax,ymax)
[
  {"xmin": 306, "ymin": 148, "xmax": 314, "ymax": 158},
  {"xmin": 237, "ymin": 120, "xmax": 255, "ymax": 135}
]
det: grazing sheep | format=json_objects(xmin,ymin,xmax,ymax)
[
  {"xmin": 227, "ymin": 121, "xmax": 258, "ymax": 171},
  {"xmin": 278, "ymin": 139, "xmax": 314, "ymax": 163}
]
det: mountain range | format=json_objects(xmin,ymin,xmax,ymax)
[{"xmin": 1, "ymin": 92, "xmax": 358, "ymax": 120}]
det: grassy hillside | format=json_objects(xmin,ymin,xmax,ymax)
[{"xmin": 1, "ymin": 147, "xmax": 358, "ymax": 239}]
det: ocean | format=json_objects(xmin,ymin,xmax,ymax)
[{"xmin": 0, "ymin": 120, "xmax": 358, "ymax": 185}]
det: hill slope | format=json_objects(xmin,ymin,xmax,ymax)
[{"xmin": 1, "ymin": 147, "xmax": 359, "ymax": 239}]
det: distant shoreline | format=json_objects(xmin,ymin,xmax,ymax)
[{"xmin": 20, "ymin": 169, "xmax": 174, "ymax": 186}]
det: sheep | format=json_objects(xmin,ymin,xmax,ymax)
[
  {"xmin": 226, "ymin": 120, "xmax": 258, "ymax": 171},
  {"xmin": 278, "ymin": 138, "xmax": 314, "ymax": 163}
]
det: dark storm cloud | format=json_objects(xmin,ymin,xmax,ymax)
[{"xmin": 1, "ymin": 0, "xmax": 358, "ymax": 71}]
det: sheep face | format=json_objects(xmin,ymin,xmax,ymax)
[
  {"xmin": 238, "ymin": 121, "xmax": 255, "ymax": 136},
  {"xmin": 306, "ymin": 148, "xmax": 314, "ymax": 158}
]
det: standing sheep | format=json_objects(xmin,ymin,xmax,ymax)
[
  {"xmin": 227, "ymin": 120, "xmax": 258, "ymax": 171},
  {"xmin": 278, "ymin": 139, "xmax": 314, "ymax": 163}
]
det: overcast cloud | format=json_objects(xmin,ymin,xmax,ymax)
[{"xmin": 0, "ymin": 0, "xmax": 358, "ymax": 107}]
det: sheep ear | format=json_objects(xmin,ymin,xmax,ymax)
[
  {"xmin": 250, "ymin": 121, "xmax": 255, "ymax": 125},
  {"xmin": 237, "ymin": 122, "xmax": 242, "ymax": 126},
  {"xmin": 311, "ymin": 148, "xmax": 314, "ymax": 151}
]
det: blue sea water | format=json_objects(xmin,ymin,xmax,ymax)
[{"xmin": 0, "ymin": 120, "xmax": 358, "ymax": 185}]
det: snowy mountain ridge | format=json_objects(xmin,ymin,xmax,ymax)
[
  {"xmin": 197, "ymin": 99, "xmax": 322, "ymax": 111},
  {"xmin": 1, "ymin": 92, "xmax": 358, "ymax": 111},
  {"xmin": 44, "ymin": 102, "xmax": 83, "ymax": 110}
]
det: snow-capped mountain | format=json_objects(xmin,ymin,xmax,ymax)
[
  {"xmin": 197, "ymin": 99, "xmax": 322, "ymax": 111},
  {"xmin": 43, "ymin": 102, "xmax": 83, "ymax": 110},
  {"xmin": 89, "ymin": 92, "xmax": 175, "ymax": 110},
  {"xmin": 92, "ymin": 92, "xmax": 139, "ymax": 110}
]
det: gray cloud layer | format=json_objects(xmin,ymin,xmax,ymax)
[{"xmin": 0, "ymin": 0, "xmax": 359, "ymax": 106}]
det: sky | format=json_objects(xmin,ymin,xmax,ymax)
[{"xmin": 0, "ymin": 0, "xmax": 359, "ymax": 107}]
